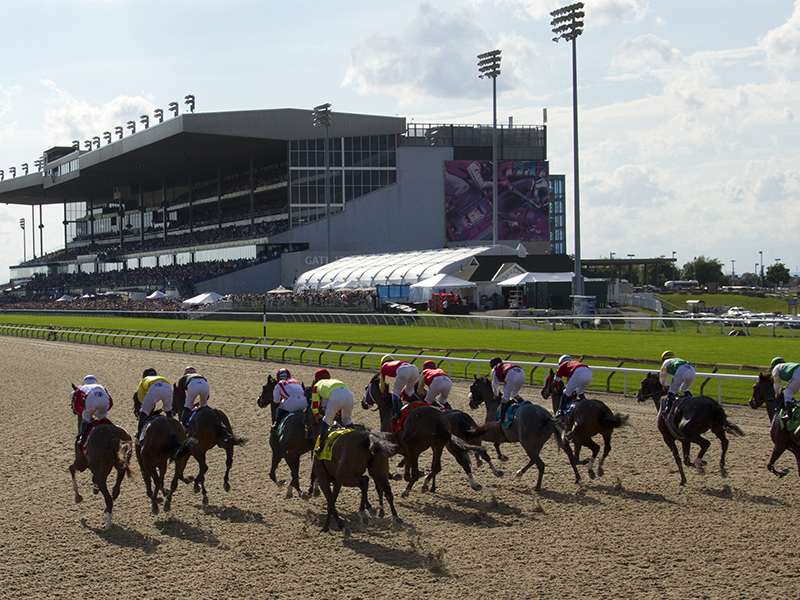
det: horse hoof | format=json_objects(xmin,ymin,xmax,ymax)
[
  {"xmin": 378, "ymin": 508, "xmax": 385, "ymax": 518},
  {"xmin": 495, "ymin": 470, "xmax": 505, "ymax": 478},
  {"xmin": 74, "ymin": 495, "xmax": 83, "ymax": 504},
  {"xmin": 202, "ymin": 495, "xmax": 209, "ymax": 506},
  {"xmin": 471, "ymin": 483, "xmax": 483, "ymax": 491},
  {"xmin": 597, "ymin": 468, "xmax": 604, "ymax": 478},
  {"xmin": 499, "ymin": 455, "xmax": 509, "ymax": 462},
  {"xmin": 343, "ymin": 527, "xmax": 352, "ymax": 539},
  {"xmin": 369, "ymin": 507, "xmax": 378, "ymax": 517},
  {"xmin": 193, "ymin": 485, "xmax": 201, "ymax": 494},
  {"xmin": 276, "ymin": 479, "xmax": 287, "ymax": 487},
  {"xmin": 360, "ymin": 516, "xmax": 372, "ymax": 527},
  {"xmin": 224, "ymin": 483, "xmax": 231, "ymax": 493},
  {"xmin": 393, "ymin": 516, "xmax": 405, "ymax": 526},
  {"xmin": 588, "ymin": 470, "xmax": 596, "ymax": 480},
  {"xmin": 285, "ymin": 488, "xmax": 294, "ymax": 500},
  {"xmin": 301, "ymin": 492, "xmax": 309, "ymax": 501},
  {"xmin": 514, "ymin": 469, "xmax": 524, "ymax": 478},
  {"xmin": 151, "ymin": 506, "xmax": 160, "ymax": 516},
  {"xmin": 400, "ymin": 490, "xmax": 410, "ymax": 498},
  {"xmin": 476, "ymin": 459, "xmax": 483, "ymax": 467},
  {"xmin": 720, "ymin": 469, "xmax": 728, "ymax": 479}
]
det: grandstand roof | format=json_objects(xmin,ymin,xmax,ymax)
[{"xmin": 0, "ymin": 108, "xmax": 406, "ymax": 206}]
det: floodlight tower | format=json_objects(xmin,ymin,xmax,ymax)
[
  {"xmin": 313, "ymin": 103, "xmax": 332, "ymax": 263},
  {"xmin": 477, "ymin": 49, "xmax": 501, "ymax": 246}
]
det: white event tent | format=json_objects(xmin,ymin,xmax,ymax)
[{"xmin": 408, "ymin": 273, "xmax": 476, "ymax": 303}]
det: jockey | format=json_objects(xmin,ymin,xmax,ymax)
[
  {"xmin": 174, "ymin": 366, "xmax": 210, "ymax": 425},
  {"xmin": 310, "ymin": 368, "xmax": 354, "ymax": 455},
  {"xmin": 770, "ymin": 357, "xmax": 800, "ymax": 421},
  {"xmin": 271, "ymin": 367, "xmax": 307, "ymax": 429},
  {"xmin": 553, "ymin": 355, "xmax": 593, "ymax": 418},
  {"xmin": 490, "ymin": 357, "xmax": 525, "ymax": 422},
  {"xmin": 417, "ymin": 360, "xmax": 453, "ymax": 411},
  {"xmin": 134, "ymin": 368, "xmax": 174, "ymax": 442},
  {"xmin": 73, "ymin": 375, "xmax": 114, "ymax": 445},
  {"xmin": 379, "ymin": 355, "xmax": 421, "ymax": 421},
  {"xmin": 659, "ymin": 351, "xmax": 696, "ymax": 416}
]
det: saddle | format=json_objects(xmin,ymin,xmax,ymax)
[
  {"xmin": 315, "ymin": 426, "xmax": 354, "ymax": 460},
  {"xmin": 184, "ymin": 405, "xmax": 211, "ymax": 428},
  {"xmin": 779, "ymin": 406, "xmax": 800, "ymax": 432},
  {"xmin": 77, "ymin": 418, "xmax": 113, "ymax": 455},
  {"xmin": 497, "ymin": 399, "xmax": 531, "ymax": 429},
  {"xmin": 391, "ymin": 401, "xmax": 429, "ymax": 432},
  {"xmin": 272, "ymin": 409, "xmax": 304, "ymax": 437}
]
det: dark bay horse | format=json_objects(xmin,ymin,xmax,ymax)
[
  {"xmin": 749, "ymin": 373, "xmax": 800, "ymax": 478},
  {"xmin": 257, "ymin": 376, "xmax": 317, "ymax": 499},
  {"xmin": 134, "ymin": 395, "xmax": 197, "ymax": 515},
  {"xmin": 183, "ymin": 405, "xmax": 247, "ymax": 505},
  {"xmin": 313, "ymin": 428, "xmax": 403, "ymax": 535},
  {"xmin": 468, "ymin": 376, "xmax": 580, "ymax": 491},
  {"xmin": 362, "ymin": 375, "xmax": 493, "ymax": 497},
  {"xmin": 541, "ymin": 369, "xmax": 629, "ymax": 479},
  {"xmin": 69, "ymin": 421, "xmax": 134, "ymax": 530},
  {"xmin": 637, "ymin": 372, "xmax": 744, "ymax": 485}
]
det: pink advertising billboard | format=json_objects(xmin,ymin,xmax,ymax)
[{"xmin": 445, "ymin": 160, "xmax": 549, "ymax": 242}]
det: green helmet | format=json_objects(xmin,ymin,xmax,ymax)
[{"xmin": 771, "ymin": 357, "xmax": 786, "ymax": 369}]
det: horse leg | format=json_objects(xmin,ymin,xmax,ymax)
[
  {"xmin": 401, "ymin": 454, "xmax": 422, "ymax": 498},
  {"xmin": 223, "ymin": 446, "xmax": 234, "ymax": 493},
  {"xmin": 422, "ymin": 446, "xmax": 445, "ymax": 494},
  {"xmin": 69, "ymin": 461, "xmax": 85, "ymax": 504},
  {"xmin": 357, "ymin": 475, "xmax": 373, "ymax": 527},
  {"xmin": 285, "ymin": 455, "xmax": 301, "ymax": 499},
  {"xmin": 194, "ymin": 454, "xmax": 209, "ymax": 505},
  {"xmin": 164, "ymin": 456, "xmax": 188, "ymax": 513},
  {"xmin": 684, "ymin": 434, "xmax": 711, "ymax": 475},
  {"xmin": 494, "ymin": 442, "xmax": 509, "ymax": 462},
  {"xmin": 147, "ymin": 468, "xmax": 162, "ymax": 515},
  {"xmin": 582, "ymin": 438, "xmax": 601, "ymax": 480},
  {"xmin": 269, "ymin": 440, "xmax": 284, "ymax": 486},
  {"xmin": 111, "ymin": 464, "xmax": 126, "ymax": 501},
  {"xmin": 712, "ymin": 430, "xmax": 730, "ymax": 478},
  {"xmin": 661, "ymin": 433, "xmax": 687, "ymax": 485},
  {"xmin": 767, "ymin": 443, "xmax": 790, "ymax": 477},
  {"xmin": 92, "ymin": 472, "xmax": 115, "ymax": 530},
  {"xmin": 596, "ymin": 432, "xmax": 612, "ymax": 478},
  {"xmin": 445, "ymin": 440, "xmax": 483, "ymax": 491}
]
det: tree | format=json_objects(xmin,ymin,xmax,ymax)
[
  {"xmin": 681, "ymin": 256, "xmax": 725, "ymax": 286},
  {"xmin": 766, "ymin": 262, "xmax": 791, "ymax": 286},
  {"xmin": 738, "ymin": 272, "xmax": 759, "ymax": 287}
]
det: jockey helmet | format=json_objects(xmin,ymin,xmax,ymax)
[
  {"xmin": 771, "ymin": 357, "xmax": 786, "ymax": 369},
  {"xmin": 423, "ymin": 360, "xmax": 436, "ymax": 370},
  {"xmin": 314, "ymin": 368, "xmax": 331, "ymax": 381},
  {"xmin": 277, "ymin": 368, "xmax": 291, "ymax": 380},
  {"xmin": 82, "ymin": 375, "xmax": 97, "ymax": 385},
  {"xmin": 183, "ymin": 366, "xmax": 197, "ymax": 375},
  {"xmin": 661, "ymin": 351, "xmax": 675, "ymax": 362},
  {"xmin": 142, "ymin": 368, "xmax": 157, "ymax": 378},
  {"xmin": 489, "ymin": 357, "xmax": 503, "ymax": 369},
  {"xmin": 558, "ymin": 355, "xmax": 571, "ymax": 365},
  {"xmin": 381, "ymin": 355, "xmax": 395, "ymax": 365}
]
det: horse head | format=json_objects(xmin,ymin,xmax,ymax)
[
  {"xmin": 636, "ymin": 372, "xmax": 662, "ymax": 409},
  {"xmin": 257, "ymin": 375, "xmax": 278, "ymax": 408},
  {"xmin": 361, "ymin": 374, "xmax": 382, "ymax": 411},
  {"xmin": 541, "ymin": 369, "xmax": 562, "ymax": 399},
  {"xmin": 132, "ymin": 389, "xmax": 142, "ymax": 417},
  {"xmin": 469, "ymin": 375, "xmax": 492, "ymax": 410},
  {"xmin": 749, "ymin": 373, "xmax": 775, "ymax": 410}
]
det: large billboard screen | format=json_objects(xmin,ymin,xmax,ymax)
[{"xmin": 445, "ymin": 160, "xmax": 549, "ymax": 242}]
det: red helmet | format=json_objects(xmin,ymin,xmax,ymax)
[
  {"xmin": 276, "ymin": 368, "xmax": 291, "ymax": 381},
  {"xmin": 314, "ymin": 368, "xmax": 331, "ymax": 381},
  {"xmin": 423, "ymin": 360, "xmax": 436, "ymax": 370}
]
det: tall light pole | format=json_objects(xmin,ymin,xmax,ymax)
[
  {"xmin": 627, "ymin": 253, "xmax": 634, "ymax": 284},
  {"xmin": 759, "ymin": 250, "xmax": 763, "ymax": 288},
  {"xmin": 552, "ymin": 2, "xmax": 585, "ymax": 297},
  {"xmin": 19, "ymin": 218, "xmax": 25, "ymax": 262},
  {"xmin": 313, "ymin": 103, "xmax": 332, "ymax": 263},
  {"xmin": 477, "ymin": 49, "xmax": 501, "ymax": 247},
  {"xmin": 671, "ymin": 251, "xmax": 676, "ymax": 282}
]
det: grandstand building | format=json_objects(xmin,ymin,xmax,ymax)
[{"xmin": 0, "ymin": 107, "xmax": 564, "ymax": 296}]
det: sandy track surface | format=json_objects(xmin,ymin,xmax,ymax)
[{"xmin": 0, "ymin": 337, "xmax": 797, "ymax": 600}]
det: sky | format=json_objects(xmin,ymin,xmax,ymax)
[{"xmin": 1, "ymin": 0, "xmax": 799, "ymax": 281}]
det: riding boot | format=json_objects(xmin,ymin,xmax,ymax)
[
  {"xmin": 272, "ymin": 408, "xmax": 288, "ymax": 432},
  {"xmin": 181, "ymin": 406, "xmax": 192, "ymax": 427},
  {"xmin": 499, "ymin": 401, "xmax": 509, "ymax": 423},
  {"xmin": 165, "ymin": 409, "xmax": 174, "ymax": 419},
  {"xmin": 782, "ymin": 405, "xmax": 793, "ymax": 422},
  {"xmin": 135, "ymin": 412, "xmax": 148, "ymax": 441},
  {"xmin": 391, "ymin": 394, "xmax": 403, "ymax": 422},
  {"xmin": 315, "ymin": 421, "xmax": 329, "ymax": 456},
  {"xmin": 661, "ymin": 393, "xmax": 675, "ymax": 417},
  {"xmin": 579, "ymin": 393, "xmax": 587, "ymax": 401},
  {"xmin": 77, "ymin": 420, "xmax": 90, "ymax": 446}
]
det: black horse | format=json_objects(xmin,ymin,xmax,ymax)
[
  {"xmin": 637, "ymin": 372, "xmax": 744, "ymax": 485},
  {"xmin": 749, "ymin": 373, "xmax": 800, "ymax": 478},
  {"xmin": 541, "ymin": 369, "xmax": 629, "ymax": 480},
  {"xmin": 469, "ymin": 376, "xmax": 580, "ymax": 491},
  {"xmin": 257, "ymin": 376, "xmax": 318, "ymax": 499}
]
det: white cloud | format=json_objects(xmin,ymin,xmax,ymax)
[
  {"xmin": 487, "ymin": 0, "xmax": 646, "ymax": 25},
  {"xmin": 760, "ymin": 0, "xmax": 800, "ymax": 70}
]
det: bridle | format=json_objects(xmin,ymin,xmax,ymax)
[{"xmin": 362, "ymin": 378, "xmax": 383, "ymax": 412}]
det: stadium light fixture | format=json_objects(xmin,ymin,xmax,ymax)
[
  {"xmin": 759, "ymin": 250, "xmax": 763, "ymax": 287},
  {"xmin": 21, "ymin": 163, "xmax": 28, "ymax": 175},
  {"xmin": 154, "ymin": 108, "xmax": 164, "ymax": 123},
  {"xmin": 127, "ymin": 120, "xmax": 136, "ymax": 134},
  {"xmin": 9, "ymin": 166, "xmax": 15, "ymax": 177},
  {"xmin": 477, "ymin": 49, "xmax": 501, "ymax": 247},
  {"xmin": 92, "ymin": 136, "xmax": 100, "ymax": 149},
  {"xmin": 34, "ymin": 158, "xmax": 43, "ymax": 171},
  {"xmin": 169, "ymin": 102, "xmax": 179, "ymax": 117},
  {"xmin": 313, "ymin": 103, "xmax": 332, "ymax": 263},
  {"xmin": 114, "ymin": 126, "xmax": 123, "ymax": 140},
  {"xmin": 103, "ymin": 131, "xmax": 112, "ymax": 144},
  {"xmin": 84, "ymin": 140, "xmax": 92, "ymax": 151},
  {"xmin": 551, "ymin": 1, "xmax": 585, "ymax": 297},
  {"xmin": 0, "ymin": 170, "xmax": 3, "ymax": 181},
  {"xmin": 72, "ymin": 140, "xmax": 79, "ymax": 150},
  {"xmin": 140, "ymin": 115, "xmax": 149, "ymax": 129},
  {"xmin": 184, "ymin": 95, "xmax": 195, "ymax": 113},
  {"xmin": 19, "ymin": 218, "xmax": 25, "ymax": 262}
]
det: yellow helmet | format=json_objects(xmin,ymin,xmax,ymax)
[
  {"xmin": 381, "ymin": 354, "xmax": 395, "ymax": 365},
  {"xmin": 661, "ymin": 351, "xmax": 675, "ymax": 361}
]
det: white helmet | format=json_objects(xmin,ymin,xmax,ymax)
[
  {"xmin": 558, "ymin": 355, "xmax": 572, "ymax": 365},
  {"xmin": 184, "ymin": 366, "xmax": 197, "ymax": 375},
  {"xmin": 82, "ymin": 375, "xmax": 98, "ymax": 385}
]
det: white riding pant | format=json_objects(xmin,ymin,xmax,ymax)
[
  {"xmin": 564, "ymin": 366, "xmax": 593, "ymax": 398},
  {"xmin": 277, "ymin": 392, "xmax": 308, "ymax": 413},
  {"xmin": 500, "ymin": 367, "xmax": 525, "ymax": 403},
  {"xmin": 184, "ymin": 377, "xmax": 210, "ymax": 409},
  {"xmin": 668, "ymin": 364, "xmax": 696, "ymax": 395},
  {"xmin": 393, "ymin": 363, "xmax": 421, "ymax": 399},
  {"xmin": 322, "ymin": 386, "xmax": 354, "ymax": 426},
  {"xmin": 427, "ymin": 376, "xmax": 452, "ymax": 405},
  {"xmin": 783, "ymin": 370, "xmax": 800, "ymax": 404},
  {"xmin": 141, "ymin": 381, "xmax": 173, "ymax": 415},
  {"xmin": 82, "ymin": 388, "xmax": 111, "ymax": 423}
]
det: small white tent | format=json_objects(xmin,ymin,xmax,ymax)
[
  {"xmin": 408, "ymin": 273, "xmax": 476, "ymax": 303},
  {"xmin": 182, "ymin": 291, "xmax": 223, "ymax": 306},
  {"xmin": 146, "ymin": 290, "xmax": 167, "ymax": 299},
  {"xmin": 497, "ymin": 272, "xmax": 574, "ymax": 287}
]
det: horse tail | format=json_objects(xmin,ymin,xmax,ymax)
[
  {"xmin": 166, "ymin": 435, "xmax": 198, "ymax": 462},
  {"xmin": 215, "ymin": 417, "xmax": 247, "ymax": 446},
  {"xmin": 723, "ymin": 420, "xmax": 745, "ymax": 437},
  {"xmin": 114, "ymin": 438, "xmax": 135, "ymax": 477},
  {"xmin": 367, "ymin": 430, "xmax": 398, "ymax": 457},
  {"xmin": 602, "ymin": 413, "xmax": 630, "ymax": 429},
  {"xmin": 471, "ymin": 421, "xmax": 497, "ymax": 438},
  {"xmin": 548, "ymin": 418, "xmax": 567, "ymax": 453}
]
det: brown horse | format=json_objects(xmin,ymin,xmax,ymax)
[
  {"xmin": 183, "ymin": 405, "xmax": 247, "ymax": 505},
  {"xmin": 134, "ymin": 395, "xmax": 197, "ymax": 515},
  {"xmin": 362, "ymin": 374, "xmax": 493, "ymax": 497},
  {"xmin": 69, "ymin": 421, "xmax": 134, "ymax": 530},
  {"xmin": 468, "ymin": 376, "xmax": 580, "ymax": 491},
  {"xmin": 541, "ymin": 369, "xmax": 629, "ymax": 479},
  {"xmin": 637, "ymin": 372, "xmax": 744, "ymax": 485},
  {"xmin": 749, "ymin": 373, "xmax": 800, "ymax": 478},
  {"xmin": 312, "ymin": 428, "xmax": 403, "ymax": 535},
  {"xmin": 257, "ymin": 376, "xmax": 317, "ymax": 499}
]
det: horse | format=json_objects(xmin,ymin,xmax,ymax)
[
  {"xmin": 313, "ymin": 428, "xmax": 404, "ymax": 535},
  {"xmin": 257, "ymin": 376, "xmax": 318, "ymax": 499},
  {"xmin": 468, "ymin": 376, "xmax": 580, "ymax": 491},
  {"xmin": 362, "ymin": 374, "xmax": 494, "ymax": 497},
  {"xmin": 749, "ymin": 373, "xmax": 800, "ymax": 478},
  {"xmin": 133, "ymin": 395, "xmax": 197, "ymax": 515},
  {"xmin": 636, "ymin": 372, "xmax": 744, "ymax": 485},
  {"xmin": 541, "ymin": 369, "xmax": 629, "ymax": 479},
  {"xmin": 69, "ymin": 421, "xmax": 134, "ymax": 530},
  {"xmin": 182, "ymin": 403, "xmax": 247, "ymax": 505}
]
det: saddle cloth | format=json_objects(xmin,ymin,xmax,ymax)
[
  {"xmin": 185, "ymin": 405, "xmax": 211, "ymax": 428},
  {"xmin": 273, "ymin": 409, "xmax": 305, "ymax": 438},
  {"xmin": 315, "ymin": 426, "xmax": 355, "ymax": 460},
  {"xmin": 391, "ymin": 401, "xmax": 430, "ymax": 433},
  {"xmin": 780, "ymin": 406, "xmax": 800, "ymax": 432},
  {"xmin": 79, "ymin": 418, "xmax": 113, "ymax": 455},
  {"xmin": 497, "ymin": 400, "xmax": 532, "ymax": 429}
]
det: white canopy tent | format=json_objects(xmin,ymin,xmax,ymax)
[
  {"xmin": 182, "ymin": 291, "xmax": 223, "ymax": 305},
  {"xmin": 146, "ymin": 290, "xmax": 167, "ymax": 299},
  {"xmin": 497, "ymin": 272, "xmax": 574, "ymax": 286},
  {"xmin": 408, "ymin": 273, "xmax": 476, "ymax": 303}
]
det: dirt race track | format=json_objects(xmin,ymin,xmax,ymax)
[{"xmin": 1, "ymin": 337, "xmax": 797, "ymax": 600}]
